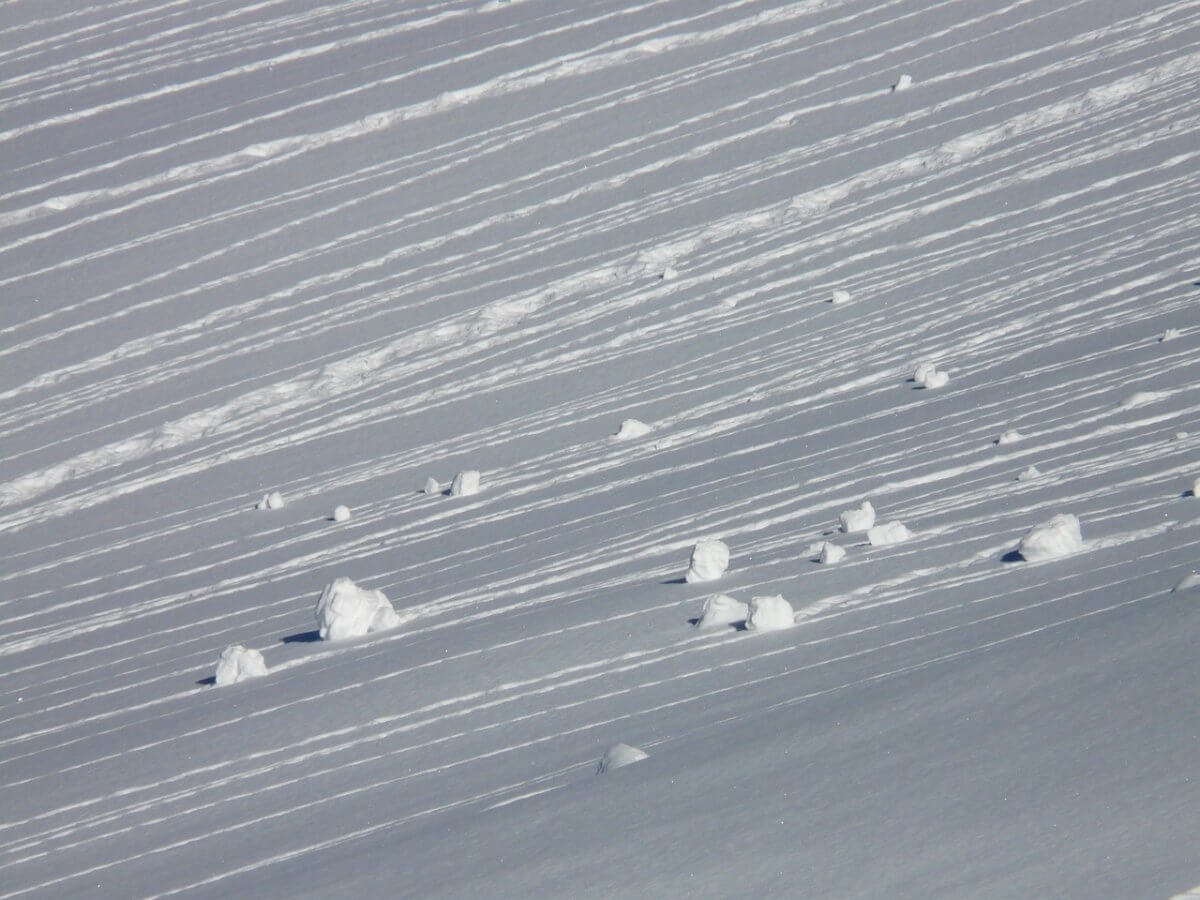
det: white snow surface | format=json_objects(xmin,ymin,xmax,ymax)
[
  {"xmin": 1018, "ymin": 514, "xmax": 1085, "ymax": 562},
  {"xmin": 314, "ymin": 577, "xmax": 401, "ymax": 641},
  {"xmin": 839, "ymin": 500, "xmax": 877, "ymax": 533},
  {"xmin": 744, "ymin": 595, "xmax": 796, "ymax": 632},
  {"xmin": 685, "ymin": 539, "xmax": 730, "ymax": 583},
  {"xmin": 4, "ymin": 1, "xmax": 1200, "ymax": 897},
  {"xmin": 213, "ymin": 645, "xmax": 268, "ymax": 686},
  {"xmin": 696, "ymin": 594, "xmax": 748, "ymax": 629}
]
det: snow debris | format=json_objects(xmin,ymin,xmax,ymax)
[
  {"xmin": 745, "ymin": 595, "xmax": 795, "ymax": 632},
  {"xmin": 818, "ymin": 541, "xmax": 846, "ymax": 564},
  {"xmin": 660, "ymin": 266, "xmax": 678, "ymax": 281},
  {"xmin": 1160, "ymin": 328, "xmax": 1181, "ymax": 342},
  {"xmin": 1016, "ymin": 465, "xmax": 1041, "ymax": 481},
  {"xmin": 315, "ymin": 577, "xmax": 400, "ymax": 641},
  {"xmin": 597, "ymin": 742, "xmax": 649, "ymax": 773},
  {"xmin": 214, "ymin": 645, "xmax": 268, "ymax": 686},
  {"xmin": 422, "ymin": 476, "xmax": 441, "ymax": 495},
  {"xmin": 1173, "ymin": 572, "xmax": 1200, "ymax": 592},
  {"xmin": 256, "ymin": 490, "xmax": 285, "ymax": 510},
  {"xmin": 614, "ymin": 418, "xmax": 653, "ymax": 440},
  {"xmin": 332, "ymin": 504, "xmax": 351, "ymax": 522},
  {"xmin": 685, "ymin": 539, "xmax": 730, "ymax": 583},
  {"xmin": 868, "ymin": 521, "xmax": 912, "ymax": 546},
  {"xmin": 1017, "ymin": 513, "xmax": 1083, "ymax": 561},
  {"xmin": 996, "ymin": 429, "xmax": 1022, "ymax": 445},
  {"xmin": 892, "ymin": 73, "xmax": 914, "ymax": 92},
  {"xmin": 830, "ymin": 289, "xmax": 852, "ymax": 305},
  {"xmin": 839, "ymin": 500, "xmax": 876, "ymax": 533},
  {"xmin": 450, "ymin": 470, "xmax": 481, "ymax": 497},
  {"xmin": 696, "ymin": 594, "xmax": 748, "ymax": 628}
]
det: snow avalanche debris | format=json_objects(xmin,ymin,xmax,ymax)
[
  {"xmin": 598, "ymin": 742, "xmax": 649, "ymax": 773},
  {"xmin": 818, "ymin": 541, "xmax": 846, "ymax": 564},
  {"xmin": 830, "ymin": 289, "xmax": 852, "ymax": 305},
  {"xmin": 868, "ymin": 521, "xmax": 912, "ymax": 546},
  {"xmin": 996, "ymin": 429, "xmax": 1022, "ymax": 445},
  {"xmin": 423, "ymin": 476, "xmax": 441, "ymax": 495},
  {"xmin": 892, "ymin": 73, "xmax": 914, "ymax": 92},
  {"xmin": 256, "ymin": 490, "xmax": 285, "ymax": 510},
  {"xmin": 614, "ymin": 418, "xmax": 653, "ymax": 440},
  {"xmin": 332, "ymin": 505, "xmax": 351, "ymax": 522},
  {"xmin": 1017, "ymin": 465, "xmax": 1041, "ymax": 481}
]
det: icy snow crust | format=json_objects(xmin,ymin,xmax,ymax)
[{"xmin": 4, "ymin": 1, "xmax": 1200, "ymax": 898}]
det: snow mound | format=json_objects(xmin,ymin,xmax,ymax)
[
  {"xmin": 1191, "ymin": 476, "xmax": 1200, "ymax": 497},
  {"xmin": 996, "ymin": 429, "xmax": 1022, "ymax": 445},
  {"xmin": 912, "ymin": 361, "xmax": 937, "ymax": 383},
  {"xmin": 1173, "ymin": 572, "xmax": 1200, "ymax": 592},
  {"xmin": 839, "ymin": 500, "xmax": 875, "ymax": 533},
  {"xmin": 920, "ymin": 369, "xmax": 949, "ymax": 389},
  {"xmin": 830, "ymin": 289, "xmax": 852, "ymax": 305},
  {"xmin": 256, "ymin": 490, "xmax": 285, "ymax": 510},
  {"xmin": 614, "ymin": 418, "xmax": 652, "ymax": 440},
  {"xmin": 214, "ymin": 645, "xmax": 268, "ymax": 686},
  {"xmin": 332, "ymin": 504, "xmax": 351, "ymax": 522},
  {"xmin": 868, "ymin": 521, "xmax": 912, "ymax": 546},
  {"xmin": 597, "ymin": 742, "xmax": 648, "ymax": 773},
  {"xmin": 685, "ymin": 539, "xmax": 730, "ymax": 583},
  {"xmin": 1017, "ymin": 513, "xmax": 1083, "ymax": 561},
  {"xmin": 1176, "ymin": 431, "xmax": 1190, "ymax": 441},
  {"xmin": 1016, "ymin": 465, "xmax": 1041, "ymax": 481},
  {"xmin": 1160, "ymin": 328, "xmax": 1181, "ymax": 342},
  {"xmin": 818, "ymin": 541, "xmax": 846, "ymax": 564},
  {"xmin": 315, "ymin": 577, "xmax": 400, "ymax": 641},
  {"xmin": 696, "ymin": 594, "xmax": 748, "ymax": 628},
  {"xmin": 450, "ymin": 470, "xmax": 481, "ymax": 496},
  {"xmin": 422, "ymin": 476, "xmax": 440, "ymax": 495},
  {"xmin": 892, "ymin": 73, "xmax": 914, "ymax": 92},
  {"xmin": 745, "ymin": 595, "xmax": 795, "ymax": 632}
]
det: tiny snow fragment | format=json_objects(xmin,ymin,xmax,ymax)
[
  {"xmin": 819, "ymin": 541, "xmax": 846, "ymax": 564},
  {"xmin": 660, "ymin": 266, "xmax": 678, "ymax": 281},
  {"xmin": 614, "ymin": 418, "xmax": 652, "ymax": 440},
  {"xmin": 315, "ymin": 577, "xmax": 400, "ymax": 641},
  {"xmin": 214, "ymin": 645, "xmax": 267, "ymax": 686},
  {"xmin": 868, "ymin": 521, "xmax": 912, "ymax": 546},
  {"xmin": 696, "ymin": 594, "xmax": 748, "ymax": 628},
  {"xmin": 450, "ymin": 470, "xmax": 481, "ymax": 497},
  {"xmin": 892, "ymin": 74, "xmax": 914, "ymax": 92},
  {"xmin": 422, "ymin": 476, "xmax": 440, "ymax": 495},
  {"xmin": 745, "ymin": 595, "xmax": 795, "ymax": 632},
  {"xmin": 597, "ymin": 743, "xmax": 648, "ymax": 773},
  {"xmin": 912, "ymin": 361, "xmax": 937, "ymax": 383},
  {"xmin": 332, "ymin": 505, "xmax": 351, "ymax": 522},
  {"xmin": 256, "ymin": 490, "xmax": 285, "ymax": 510},
  {"xmin": 996, "ymin": 429, "xmax": 1022, "ymax": 445},
  {"xmin": 1016, "ymin": 465, "xmax": 1041, "ymax": 481},
  {"xmin": 685, "ymin": 539, "xmax": 730, "ymax": 583},
  {"xmin": 1017, "ymin": 513, "xmax": 1083, "ymax": 561},
  {"xmin": 1173, "ymin": 572, "xmax": 1200, "ymax": 592},
  {"xmin": 839, "ymin": 500, "xmax": 876, "ymax": 533},
  {"xmin": 1160, "ymin": 328, "xmax": 1181, "ymax": 342},
  {"xmin": 830, "ymin": 289, "xmax": 852, "ymax": 305}
]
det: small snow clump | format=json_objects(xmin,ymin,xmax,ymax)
[
  {"xmin": 892, "ymin": 74, "xmax": 914, "ymax": 92},
  {"xmin": 256, "ymin": 490, "xmax": 285, "ymax": 510},
  {"xmin": 912, "ymin": 361, "xmax": 937, "ymax": 383},
  {"xmin": 450, "ymin": 470, "xmax": 481, "ymax": 497},
  {"xmin": 745, "ymin": 595, "xmax": 795, "ymax": 632},
  {"xmin": 819, "ymin": 541, "xmax": 846, "ymax": 564},
  {"xmin": 597, "ymin": 743, "xmax": 649, "ymax": 773},
  {"xmin": 839, "ymin": 500, "xmax": 876, "ymax": 533},
  {"xmin": 661, "ymin": 266, "xmax": 678, "ymax": 281},
  {"xmin": 214, "ymin": 645, "xmax": 268, "ymax": 686},
  {"xmin": 1017, "ymin": 513, "xmax": 1083, "ymax": 561},
  {"xmin": 996, "ymin": 429, "xmax": 1022, "ymax": 445},
  {"xmin": 422, "ymin": 476, "xmax": 440, "ymax": 495},
  {"xmin": 685, "ymin": 539, "xmax": 730, "ymax": 583},
  {"xmin": 614, "ymin": 418, "xmax": 653, "ymax": 440},
  {"xmin": 1192, "ymin": 476, "xmax": 1200, "ymax": 498},
  {"xmin": 830, "ymin": 289, "xmax": 852, "ymax": 305},
  {"xmin": 332, "ymin": 504, "xmax": 351, "ymax": 522},
  {"xmin": 1160, "ymin": 328, "xmax": 1181, "ymax": 342},
  {"xmin": 696, "ymin": 594, "xmax": 748, "ymax": 629},
  {"xmin": 1016, "ymin": 465, "xmax": 1041, "ymax": 481},
  {"xmin": 1173, "ymin": 572, "xmax": 1200, "ymax": 592},
  {"xmin": 315, "ymin": 577, "xmax": 400, "ymax": 641},
  {"xmin": 868, "ymin": 521, "xmax": 912, "ymax": 546}
]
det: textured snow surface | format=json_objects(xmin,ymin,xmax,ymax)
[
  {"xmin": 314, "ymin": 578, "xmax": 400, "ymax": 641},
  {"xmin": 685, "ymin": 539, "xmax": 730, "ymax": 583},
  {"xmin": 213, "ymin": 645, "xmax": 268, "ymax": 686},
  {"xmin": 4, "ymin": 0, "xmax": 1200, "ymax": 896},
  {"xmin": 1018, "ymin": 514, "xmax": 1085, "ymax": 562}
]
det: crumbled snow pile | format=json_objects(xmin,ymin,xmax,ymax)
[
  {"xmin": 892, "ymin": 73, "xmax": 914, "ymax": 92},
  {"xmin": 839, "ymin": 500, "xmax": 876, "ymax": 533},
  {"xmin": 450, "ymin": 470, "xmax": 481, "ymax": 497},
  {"xmin": 214, "ymin": 645, "xmax": 268, "ymax": 686},
  {"xmin": 996, "ymin": 429, "xmax": 1022, "ymax": 445},
  {"xmin": 1160, "ymin": 328, "xmax": 1181, "ymax": 342},
  {"xmin": 868, "ymin": 521, "xmax": 912, "ymax": 546},
  {"xmin": 422, "ymin": 476, "xmax": 440, "ymax": 495},
  {"xmin": 597, "ymin": 742, "xmax": 649, "ymax": 773},
  {"xmin": 614, "ymin": 418, "xmax": 652, "ymax": 440},
  {"xmin": 696, "ymin": 594, "xmax": 748, "ymax": 628},
  {"xmin": 685, "ymin": 539, "xmax": 730, "ymax": 583},
  {"xmin": 332, "ymin": 504, "xmax": 351, "ymax": 522},
  {"xmin": 1173, "ymin": 572, "xmax": 1200, "ymax": 592},
  {"xmin": 819, "ymin": 541, "xmax": 846, "ymax": 564},
  {"xmin": 660, "ymin": 266, "xmax": 678, "ymax": 281},
  {"xmin": 745, "ymin": 595, "xmax": 795, "ymax": 632},
  {"xmin": 830, "ymin": 289, "xmax": 851, "ymax": 305},
  {"xmin": 256, "ymin": 490, "xmax": 285, "ymax": 510},
  {"xmin": 1017, "ymin": 513, "xmax": 1083, "ymax": 561},
  {"xmin": 315, "ymin": 577, "xmax": 400, "ymax": 641},
  {"xmin": 1017, "ymin": 465, "xmax": 1041, "ymax": 481}
]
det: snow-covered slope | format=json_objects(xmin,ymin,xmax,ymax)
[{"xmin": 2, "ymin": 0, "xmax": 1199, "ymax": 896}]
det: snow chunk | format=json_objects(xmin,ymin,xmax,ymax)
[
  {"xmin": 996, "ymin": 429, "xmax": 1022, "ymax": 445},
  {"xmin": 597, "ymin": 742, "xmax": 648, "ymax": 773},
  {"xmin": 256, "ymin": 490, "xmax": 285, "ymax": 510},
  {"xmin": 1173, "ymin": 572, "xmax": 1200, "ymax": 592},
  {"xmin": 818, "ymin": 541, "xmax": 846, "ymax": 564},
  {"xmin": 1192, "ymin": 476, "xmax": 1200, "ymax": 497},
  {"xmin": 1016, "ymin": 465, "xmax": 1041, "ymax": 481},
  {"xmin": 332, "ymin": 504, "xmax": 351, "ymax": 522},
  {"xmin": 1120, "ymin": 391, "xmax": 1168, "ymax": 410},
  {"xmin": 450, "ymin": 470, "xmax": 481, "ymax": 497},
  {"xmin": 868, "ymin": 521, "xmax": 912, "ymax": 546},
  {"xmin": 696, "ymin": 594, "xmax": 748, "ymax": 628},
  {"xmin": 912, "ymin": 361, "xmax": 937, "ymax": 383},
  {"xmin": 660, "ymin": 266, "xmax": 678, "ymax": 281},
  {"xmin": 745, "ymin": 595, "xmax": 795, "ymax": 632},
  {"xmin": 892, "ymin": 73, "xmax": 914, "ymax": 92},
  {"xmin": 1017, "ymin": 513, "xmax": 1083, "ymax": 561},
  {"xmin": 422, "ymin": 476, "xmax": 440, "ymax": 495},
  {"xmin": 214, "ymin": 645, "xmax": 267, "ymax": 686},
  {"xmin": 1160, "ymin": 328, "xmax": 1181, "ymax": 342},
  {"xmin": 830, "ymin": 289, "xmax": 852, "ymax": 305},
  {"xmin": 920, "ymin": 369, "xmax": 949, "ymax": 389},
  {"xmin": 839, "ymin": 500, "xmax": 876, "ymax": 533},
  {"xmin": 685, "ymin": 539, "xmax": 730, "ymax": 583},
  {"xmin": 315, "ymin": 577, "xmax": 400, "ymax": 641},
  {"xmin": 614, "ymin": 418, "xmax": 652, "ymax": 440}
]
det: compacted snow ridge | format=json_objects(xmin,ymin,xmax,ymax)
[
  {"xmin": 5, "ymin": 0, "xmax": 1200, "ymax": 895},
  {"xmin": 597, "ymin": 743, "xmax": 649, "ymax": 774}
]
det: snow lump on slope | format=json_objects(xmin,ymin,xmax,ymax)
[
  {"xmin": 256, "ymin": 490, "xmax": 285, "ymax": 510},
  {"xmin": 1017, "ymin": 514, "xmax": 1083, "ymax": 561},
  {"xmin": 696, "ymin": 594, "xmax": 748, "ymax": 628},
  {"xmin": 686, "ymin": 539, "xmax": 730, "ymax": 583},
  {"xmin": 597, "ymin": 743, "xmax": 649, "ymax": 773},
  {"xmin": 745, "ymin": 595, "xmax": 794, "ymax": 631},
  {"xmin": 868, "ymin": 521, "xmax": 912, "ymax": 546},
  {"xmin": 614, "ymin": 418, "xmax": 652, "ymax": 440},
  {"xmin": 315, "ymin": 577, "xmax": 401, "ymax": 641},
  {"xmin": 451, "ymin": 470, "xmax": 481, "ymax": 496},
  {"xmin": 214, "ymin": 645, "xmax": 268, "ymax": 686},
  {"xmin": 839, "ymin": 500, "xmax": 875, "ymax": 533}
]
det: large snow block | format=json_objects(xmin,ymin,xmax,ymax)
[
  {"xmin": 450, "ymin": 470, "xmax": 481, "ymax": 497},
  {"xmin": 868, "ymin": 521, "xmax": 912, "ymax": 546},
  {"xmin": 685, "ymin": 539, "xmax": 730, "ymax": 583},
  {"xmin": 839, "ymin": 500, "xmax": 875, "ymax": 533},
  {"xmin": 315, "ymin": 577, "xmax": 400, "ymax": 641},
  {"xmin": 1017, "ymin": 514, "xmax": 1083, "ymax": 561},
  {"xmin": 597, "ymin": 743, "xmax": 649, "ymax": 773},
  {"xmin": 696, "ymin": 594, "xmax": 748, "ymax": 629},
  {"xmin": 745, "ymin": 595, "xmax": 795, "ymax": 632},
  {"xmin": 214, "ymin": 645, "xmax": 268, "ymax": 686}
]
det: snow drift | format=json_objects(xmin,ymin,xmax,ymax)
[
  {"xmin": 685, "ymin": 539, "xmax": 730, "ymax": 583},
  {"xmin": 1017, "ymin": 514, "xmax": 1084, "ymax": 561},
  {"xmin": 214, "ymin": 645, "xmax": 268, "ymax": 686},
  {"xmin": 315, "ymin": 577, "xmax": 401, "ymax": 641}
]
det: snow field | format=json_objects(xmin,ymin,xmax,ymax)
[{"xmin": 1017, "ymin": 514, "xmax": 1085, "ymax": 562}]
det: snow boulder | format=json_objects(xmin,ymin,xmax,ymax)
[
  {"xmin": 830, "ymin": 289, "xmax": 852, "ymax": 305},
  {"xmin": 1160, "ymin": 328, "xmax": 1181, "ymax": 342},
  {"xmin": 912, "ymin": 361, "xmax": 937, "ymax": 383},
  {"xmin": 450, "ymin": 470, "xmax": 481, "ymax": 497},
  {"xmin": 996, "ymin": 429, "xmax": 1022, "ymax": 445},
  {"xmin": 1191, "ymin": 476, "xmax": 1200, "ymax": 497},
  {"xmin": 745, "ymin": 595, "xmax": 795, "ymax": 632},
  {"xmin": 685, "ymin": 539, "xmax": 730, "ymax": 583},
  {"xmin": 597, "ymin": 742, "xmax": 649, "ymax": 774},
  {"xmin": 422, "ymin": 476, "xmax": 440, "ymax": 495},
  {"xmin": 1016, "ymin": 465, "xmax": 1041, "ymax": 481},
  {"xmin": 256, "ymin": 490, "xmax": 285, "ymax": 510},
  {"xmin": 868, "ymin": 521, "xmax": 912, "ymax": 546},
  {"xmin": 315, "ymin": 577, "xmax": 400, "ymax": 641},
  {"xmin": 919, "ymin": 368, "xmax": 949, "ymax": 389},
  {"xmin": 1017, "ymin": 514, "xmax": 1083, "ymax": 561},
  {"xmin": 660, "ymin": 266, "xmax": 678, "ymax": 282},
  {"xmin": 892, "ymin": 73, "xmax": 914, "ymax": 92},
  {"xmin": 696, "ymin": 594, "xmax": 748, "ymax": 629},
  {"xmin": 614, "ymin": 418, "xmax": 652, "ymax": 440},
  {"xmin": 214, "ymin": 645, "xmax": 268, "ymax": 686},
  {"xmin": 839, "ymin": 500, "xmax": 875, "ymax": 533},
  {"xmin": 1173, "ymin": 572, "xmax": 1200, "ymax": 592},
  {"xmin": 332, "ymin": 504, "xmax": 351, "ymax": 522},
  {"xmin": 819, "ymin": 541, "xmax": 846, "ymax": 564}
]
